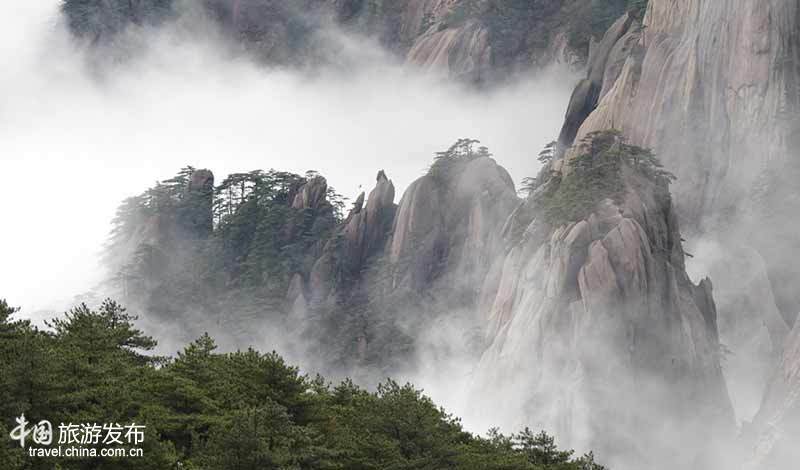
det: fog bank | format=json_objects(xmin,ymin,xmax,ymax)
[{"xmin": 0, "ymin": 2, "xmax": 576, "ymax": 314}]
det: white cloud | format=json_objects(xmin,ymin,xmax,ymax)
[{"xmin": 0, "ymin": 2, "xmax": 575, "ymax": 315}]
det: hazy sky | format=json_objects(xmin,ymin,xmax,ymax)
[{"xmin": 0, "ymin": 2, "xmax": 576, "ymax": 313}]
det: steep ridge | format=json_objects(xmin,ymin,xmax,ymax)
[
  {"xmin": 557, "ymin": 0, "xmax": 800, "ymax": 436},
  {"xmin": 288, "ymin": 132, "xmax": 733, "ymax": 468},
  {"xmin": 560, "ymin": 1, "xmax": 799, "ymax": 225},
  {"xmin": 290, "ymin": 146, "xmax": 520, "ymax": 380},
  {"xmin": 102, "ymin": 127, "xmax": 736, "ymax": 470},
  {"xmin": 82, "ymin": 1, "xmax": 800, "ymax": 466},
  {"xmin": 468, "ymin": 131, "xmax": 733, "ymax": 470}
]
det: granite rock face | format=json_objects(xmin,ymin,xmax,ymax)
[
  {"xmin": 388, "ymin": 157, "xmax": 518, "ymax": 291},
  {"xmin": 323, "ymin": 0, "xmax": 593, "ymax": 82},
  {"xmin": 559, "ymin": 0, "xmax": 800, "ymax": 222},
  {"xmin": 291, "ymin": 175, "xmax": 328, "ymax": 211},
  {"xmin": 291, "ymin": 136, "xmax": 735, "ymax": 469},
  {"xmin": 341, "ymin": 171, "xmax": 396, "ymax": 274},
  {"xmin": 557, "ymin": 4, "xmax": 800, "ymax": 459},
  {"xmin": 559, "ymin": 0, "xmax": 800, "ymax": 315},
  {"xmin": 468, "ymin": 162, "xmax": 734, "ymax": 470},
  {"xmin": 296, "ymin": 170, "xmax": 397, "ymax": 309},
  {"xmin": 288, "ymin": 132, "xmax": 735, "ymax": 469},
  {"xmin": 405, "ymin": 19, "xmax": 493, "ymax": 83},
  {"xmin": 288, "ymin": 156, "xmax": 521, "ymax": 380},
  {"xmin": 373, "ymin": 0, "xmax": 590, "ymax": 83},
  {"xmin": 294, "ymin": 156, "xmax": 518, "ymax": 314},
  {"xmin": 558, "ymin": 13, "xmax": 639, "ymax": 151}
]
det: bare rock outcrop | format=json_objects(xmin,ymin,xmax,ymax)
[
  {"xmin": 557, "ymin": 2, "xmax": 800, "ymax": 437},
  {"xmin": 291, "ymin": 171, "xmax": 397, "ymax": 313},
  {"xmin": 291, "ymin": 175, "xmax": 329, "ymax": 211},
  {"xmin": 296, "ymin": 155, "xmax": 518, "ymax": 307},
  {"xmin": 340, "ymin": 170, "xmax": 396, "ymax": 274},
  {"xmin": 225, "ymin": 0, "xmax": 592, "ymax": 83},
  {"xmin": 66, "ymin": 0, "xmax": 601, "ymax": 84},
  {"xmin": 406, "ymin": 20, "xmax": 492, "ymax": 83},
  {"xmin": 470, "ymin": 157, "xmax": 733, "ymax": 470},
  {"xmin": 294, "ymin": 156, "xmax": 519, "ymax": 379},
  {"xmin": 388, "ymin": 156, "xmax": 518, "ymax": 292},
  {"xmin": 558, "ymin": 13, "xmax": 640, "ymax": 152},
  {"xmin": 559, "ymin": 0, "xmax": 800, "ymax": 223}
]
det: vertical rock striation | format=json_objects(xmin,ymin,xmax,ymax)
[
  {"xmin": 469, "ymin": 146, "xmax": 734, "ymax": 470},
  {"xmin": 289, "ymin": 134, "xmax": 735, "ymax": 469},
  {"xmin": 557, "ymin": 1, "xmax": 800, "ymax": 449},
  {"xmin": 560, "ymin": 0, "xmax": 800, "ymax": 224}
]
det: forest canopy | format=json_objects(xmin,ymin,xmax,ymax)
[
  {"xmin": 103, "ymin": 166, "xmax": 345, "ymax": 329},
  {"xmin": 0, "ymin": 298, "xmax": 605, "ymax": 469}
]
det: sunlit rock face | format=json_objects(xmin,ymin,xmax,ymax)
[{"xmin": 469, "ymin": 165, "xmax": 734, "ymax": 470}]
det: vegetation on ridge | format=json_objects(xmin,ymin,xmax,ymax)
[
  {"xmin": 0, "ymin": 298, "xmax": 606, "ymax": 469},
  {"xmin": 428, "ymin": 138, "xmax": 492, "ymax": 186},
  {"xmin": 62, "ymin": 0, "xmax": 173, "ymax": 39},
  {"xmin": 104, "ymin": 166, "xmax": 345, "ymax": 335},
  {"xmin": 527, "ymin": 130, "xmax": 674, "ymax": 226},
  {"xmin": 61, "ymin": 0, "xmax": 649, "ymax": 78}
]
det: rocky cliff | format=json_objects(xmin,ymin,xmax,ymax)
[
  {"xmin": 104, "ymin": 119, "xmax": 738, "ymax": 470},
  {"xmin": 283, "ymin": 132, "xmax": 734, "ymax": 469},
  {"xmin": 557, "ymin": 1, "xmax": 800, "ymax": 446},
  {"xmin": 290, "ymin": 146, "xmax": 520, "ymax": 379},
  {"xmin": 466, "ymin": 132, "xmax": 733, "ymax": 470},
  {"xmin": 90, "ymin": 1, "xmax": 800, "ymax": 467},
  {"xmin": 559, "ymin": 1, "xmax": 799, "ymax": 224}
]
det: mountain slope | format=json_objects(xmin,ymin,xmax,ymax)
[
  {"xmin": 61, "ymin": 0, "xmax": 637, "ymax": 82},
  {"xmin": 557, "ymin": 0, "xmax": 800, "ymax": 439},
  {"xmin": 469, "ymin": 131, "xmax": 733, "ymax": 469},
  {"xmin": 286, "ymin": 132, "xmax": 733, "ymax": 469},
  {"xmin": 559, "ymin": 1, "xmax": 799, "ymax": 225}
]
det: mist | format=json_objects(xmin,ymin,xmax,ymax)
[{"xmin": 0, "ymin": 2, "xmax": 575, "ymax": 316}]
